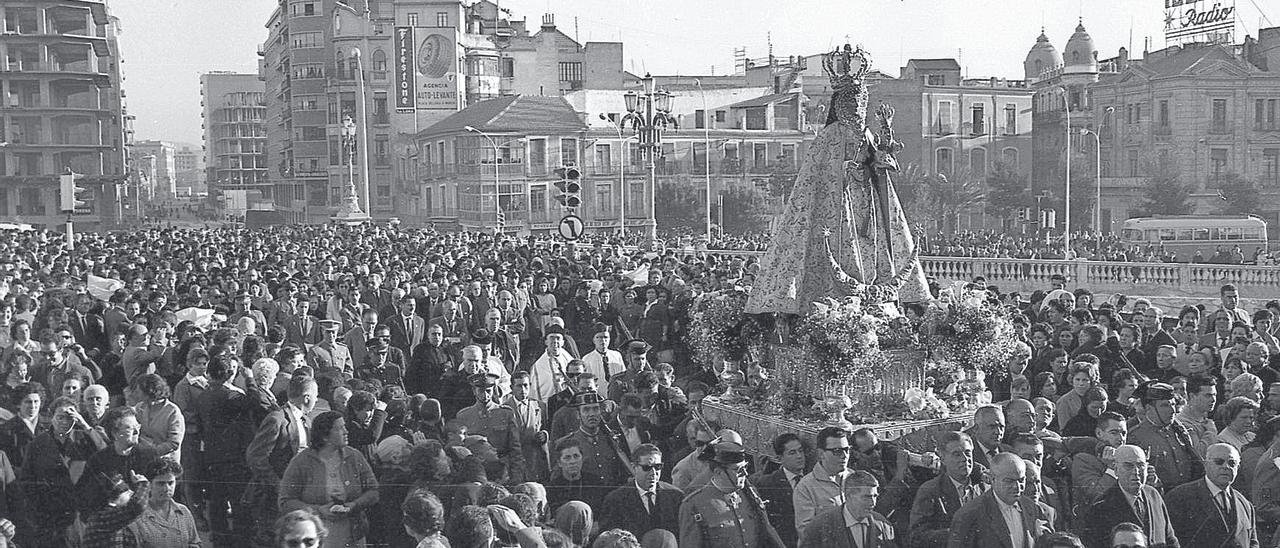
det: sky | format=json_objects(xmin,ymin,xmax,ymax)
[{"xmin": 113, "ymin": 0, "xmax": 1276, "ymax": 145}]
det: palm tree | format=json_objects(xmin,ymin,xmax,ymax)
[{"xmin": 929, "ymin": 168, "xmax": 985, "ymax": 233}]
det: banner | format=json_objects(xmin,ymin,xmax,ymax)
[
  {"xmin": 1164, "ymin": 0, "xmax": 1236, "ymax": 45},
  {"xmin": 86, "ymin": 274, "xmax": 124, "ymax": 301},
  {"xmin": 393, "ymin": 27, "xmax": 415, "ymax": 112},
  {"xmin": 414, "ymin": 28, "xmax": 460, "ymax": 110}
]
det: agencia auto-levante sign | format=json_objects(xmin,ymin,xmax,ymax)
[
  {"xmin": 1164, "ymin": 0, "xmax": 1236, "ymax": 45},
  {"xmin": 392, "ymin": 27, "xmax": 462, "ymax": 111}
]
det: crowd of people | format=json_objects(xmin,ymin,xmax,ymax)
[{"xmin": 0, "ymin": 222, "xmax": 1275, "ymax": 548}]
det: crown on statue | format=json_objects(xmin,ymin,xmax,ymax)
[
  {"xmin": 823, "ymin": 44, "xmax": 871, "ymax": 91},
  {"xmin": 823, "ymin": 44, "xmax": 871, "ymax": 125}
]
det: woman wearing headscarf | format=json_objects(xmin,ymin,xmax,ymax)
[{"xmin": 554, "ymin": 500, "xmax": 594, "ymax": 548}]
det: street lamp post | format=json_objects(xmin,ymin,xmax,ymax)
[
  {"xmin": 353, "ymin": 49, "xmax": 371, "ymax": 215},
  {"xmin": 621, "ymin": 73, "xmax": 676, "ymax": 240},
  {"xmin": 331, "ymin": 114, "xmax": 369, "ymax": 223},
  {"xmin": 1055, "ymin": 86, "xmax": 1072, "ymax": 257},
  {"xmin": 464, "ymin": 126, "xmax": 524, "ymax": 232},
  {"xmin": 599, "ymin": 115, "xmax": 638, "ymax": 234},
  {"xmin": 694, "ymin": 78, "xmax": 711, "ymax": 243},
  {"xmin": 1081, "ymin": 128, "xmax": 1101, "ymax": 252}
]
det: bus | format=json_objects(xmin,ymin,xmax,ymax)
[{"xmin": 1119, "ymin": 215, "xmax": 1268, "ymax": 262}]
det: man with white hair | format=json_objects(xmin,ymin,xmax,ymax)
[
  {"xmin": 1080, "ymin": 445, "xmax": 1179, "ymax": 548},
  {"xmin": 247, "ymin": 358, "xmax": 281, "ymax": 426},
  {"xmin": 1165, "ymin": 442, "xmax": 1257, "ymax": 547}
]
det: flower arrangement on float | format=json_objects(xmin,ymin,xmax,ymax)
[
  {"xmin": 686, "ymin": 286, "xmax": 752, "ymax": 368},
  {"xmin": 921, "ymin": 288, "xmax": 1022, "ymax": 385}
]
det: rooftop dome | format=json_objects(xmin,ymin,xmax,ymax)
[
  {"xmin": 1063, "ymin": 19, "xmax": 1098, "ymax": 73},
  {"xmin": 1024, "ymin": 28, "xmax": 1063, "ymax": 81}
]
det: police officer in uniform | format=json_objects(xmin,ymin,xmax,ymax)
[
  {"xmin": 608, "ymin": 339, "xmax": 652, "ymax": 402},
  {"xmin": 306, "ymin": 319, "xmax": 354, "ymax": 381},
  {"xmin": 1127, "ymin": 380, "xmax": 1203, "ymax": 489},
  {"xmin": 555, "ymin": 391, "xmax": 628, "ymax": 486},
  {"xmin": 457, "ymin": 372, "xmax": 526, "ymax": 482},
  {"xmin": 679, "ymin": 436, "xmax": 778, "ymax": 548}
]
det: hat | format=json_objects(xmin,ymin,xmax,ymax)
[
  {"xmin": 591, "ymin": 323, "xmax": 611, "ymax": 336},
  {"xmin": 1134, "ymin": 380, "xmax": 1176, "ymax": 402},
  {"xmin": 468, "ymin": 373, "xmax": 499, "ymax": 388},
  {"xmin": 700, "ymin": 439, "xmax": 747, "ymax": 466},
  {"xmin": 568, "ymin": 392, "xmax": 605, "ymax": 408},
  {"xmin": 319, "ymin": 320, "xmax": 342, "ymax": 331},
  {"xmin": 366, "ymin": 338, "xmax": 390, "ymax": 353},
  {"xmin": 544, "ymin": 325, "xmax": 566, "ymax": 337},
  {"xmin": 418, "ymin": 398, "xmax": 442, "ymax": 423},
  {"xmin": 623, "ymin": 339, "xmax": 651, "ymax": 355},
  {"xmin": 470, "ymin": 328, "xmax": 493, "ymax": 345}
]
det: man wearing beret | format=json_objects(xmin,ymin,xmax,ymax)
[
  {"xmin": 457, "ymin": 372, "xmax": 526, "ymax": 483},
  {"xmin": 608, "ymin": 339, "xmax": 653, "ymax": 402},
  {"xmin": 1128, "ymin": 380, "xmax": 1203, "ymax": 489}
]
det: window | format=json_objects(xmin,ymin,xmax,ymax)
[
  {"xmin": 294, "ymin": 95, "xmax": 321, "ymax": 111},
  {"xmin": 970, "ymin": 148, "xmax": 986, "ymax": 174},
  {"xmin": 695, "ymin": 110, "xmax": 705, "ymax": 130},
  {"xmin": 937, "ymin": 101, "xmax": 953, "ymax": 134},
  {"xmin": 373, "ymin": 93, "xmax": 388, "ymax": 124},
  {"xmin": 291, "ymin": 32, "xmax": 322, "ymax": 49},
  {"xmin": 926, "ymin": 74, "xmax": 945, "ymax": 86},
  {"xmin": 592, "ymin": 143, "xmax": 611, "ymax": 173},
  {"xmin": 292, "ymin": 63, "xmax": 324, "ymax": 79},
  {"xmin": 1002, "ymin": 147, "xmax": 1019, "ymax": 171},
  {"xmin": 329, "ymin": 138, "xmax": 342, "ymax": 166},
  {"xmin": 1004, "ymin": 104, "xmax": 1017, "ymax": 135},
  {"xmin": 558, "ymin": 62, "xmax": 582, "ymax": 87},
  {"xmin": 327, "ymin": 98, "xmax": 339, "ymax": 123},
  {"xmin": 1264, "ymin": 149, "xmax": 1279, "ymax": 186},
  {"xmin": 628, "ymin": 182, "xmax": 644, "ymax": 216},
  {"xmin": 1158, "ymin": 100, "xmax": 1169, "ymax": 128},
  {"xmin": 375, "ymin": 139, "xmax": 388, "ymax": 165},
  {"xmin": 372, "ymin": 50, "xmax": 387, "ymax": 72},
  {"xmin": 715, "ymin": 110, "xmax": 726, "ymax": 123},
  {"xmin": 781, "ymin": 144, "xmax": 796, "ymax": 168},
  {"xmin": 1211, "ymin": 99, "xmax": 1228, "ymax": 133},
  {"xmin": 1127, "ymin": 149, "xmax": 1139, "ymax": 177},
  {"xmin": 1211, "ymin": 148, "xmax": 1228, "ymax": 182},
  {"xmin": 436, "ymin": 12, "xmax": 449, "ymax": 27},
  {"xmin": 971, "ymin": 104, "xmax": 985, "ymax": 135},
  {"xmin": 1134, "ymin": 102, "xmax": 1142, "ymax": 122},
  {"xmin": 407, "ymin": 12, "xmax": 419, "ymax": 26},
  {"xmin": 298, "ymin": 126, "xmax": 325, "ymax": 141},
  {"xmin": 752, "ymin": 143, "xmax": 768, "ymax": 170},
  {"xmin": 290, "ymin": 2, "xmax": 316, "ymax": 17},
  {"xmin": 530, "ymin": 186, "xmax": 546, "ymax": 212},
  {"xmin": 560, "ymin": 138, "xmax": 578, "ymax": 167},
  {"xmin": 935, "ymin": 148, "xmax": 953, "ymax": 175},
  {"xmin": 528, "ymin": 139, "xmax": 546, "ymax": 174},
  {"xmin": 1257, "ymin": 99, "xmax": 1279, "ymax": 130},
  {"xmin": 595, "ymin": 183, "xmax": 613, "ymax": 213},
  {"xmin": 501, "ymin": 58, "xmax": 514, "ymax": 78}
]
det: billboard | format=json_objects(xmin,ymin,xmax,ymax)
[
  {"xmin": 413, "ymin": 27, "xmax": 461, "ymax": 111},
  {"xmin": 1164, "ymin": 0, "xmax": 1236, "ymax": 45},
  {"xmin": 393, "ymin": 27, "xmax": 415, "ymax": 112}
]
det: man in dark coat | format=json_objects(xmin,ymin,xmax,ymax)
[
  {"xmin": 750, "ymin": 432, "xmax": 808, "ymax": 548},
  {"xmin": 189, "ymin": 354, "xmax": 256, "ymax": 546},
  {"xmin": 244, "ymin": 376, "xmax": 318, "ymax": 546},
  {"xmin": 908, "ymin": 431, "xmax": 989, "ymax": 548},
  {"xmin": 1078, "ymin": 444, "xmax": 1180, "ymax": 548},
  {"xmin": 598, "ymin": 443, "xmax": 683, "ymax": 539},
  {"xmin": 1164, "ymin": 443, "xmax": 1258, "ymax": 548}
]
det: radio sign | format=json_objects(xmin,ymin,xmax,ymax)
[{"xmin": 1164, "ymin": 0, "xmax": 1236, "ymax": 45}]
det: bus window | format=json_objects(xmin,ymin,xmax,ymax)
[
  {"xmin": 1245, "ymin": 228, "xmax": 1263, "ymax": 240},
  {"xmin": 1177, "ymin": 229, "xmax": 1194, "ymax": 241},
  {"xmin": 1160, "ymin": 229, "xmax": 1176, "ymax": 241},
  {"xmin": 1145, "ymin": 230, "xmax": 1158, "ymax": 241},
  {"xmin": 1193, "ymin": 228, "xmax": 1210, "ymax": 241},
  {"xmin": 1210, "ymin": 228, "xmax": 1222, "ymax": 240},
  {"xmin": 1225, "ymin": 228, "xmax": 1242, "ymax": 240},
  {"xmin": 1122, "ymin": 229, "xmax": 1143, "ymax": 241}
]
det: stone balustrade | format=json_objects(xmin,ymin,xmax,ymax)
[{"xmin": 659, "ymin": 248, "xmax": 1280, "ymax": 298}]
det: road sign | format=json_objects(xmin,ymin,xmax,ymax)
[{"xmin": 558, "ymin": 214, "xmax": 585, "ymax": 241}]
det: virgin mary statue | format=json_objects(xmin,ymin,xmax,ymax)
[{"xmin": 745, "ymin": 44, "xmax": 929, "ymax": 315}]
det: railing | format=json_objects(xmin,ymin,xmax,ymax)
[{"xmin": 658, "ymin": 249, "xmax": 1280, "ymax": 298}]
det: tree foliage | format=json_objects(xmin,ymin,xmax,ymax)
[
  {"xmin": 1215, "ymin": 172, "xmax": 1264, "ymax": 216},
  {"xmin": 717, "ymin": 186, "xmax": 775, "ymax": 234},
  {"xmin": 654, "ymin": 180, "xmax": 705, "ymax": 232},
  {"xmin": 1134, "ymin": 155, "xmax": 1194, "ymax": 217},
  {"xmin": 929, "ymin": 168, "xmax": 986, "ymax": 233},
  {"xmin": 984, "ymin": 160, "xmax": 1029, "ymax": 220}
]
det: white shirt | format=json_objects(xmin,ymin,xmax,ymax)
[
  {"xmin": 996, "ymin": 497, "xmax": 1025, "ymax": 548},
  {"xmin": 842, "ymin": 507, "xmax": 874, "ymax": 548},
  {"xmin": 581, "ymin": 348, "xmax": 625, "ymax": 397},
  {"xmin": 1206, "ymin": 477, "xmax": 1243, "ymax": 540},
  {"xmin": 285, "ymin": 402, "xmax": 308, "ymax": 451},
  {"xmin": 529, "ymin": 352, "xmax": 568, "ymax": 403}
]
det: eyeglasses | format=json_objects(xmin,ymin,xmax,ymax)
[
  {"xmin": 638, "ymin": 463, "xmax": 663, "ymax": 472},
  {"xmin": 823, "ymin": 446, "xmax": 851, "ymax": 455},
  {"xmin": 1209, "ymin": 458, "xmax": 1239, "ymax": 466}
]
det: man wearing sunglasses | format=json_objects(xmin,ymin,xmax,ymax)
[
  {"xmin": 678, "ymin": 435, "xmax": 771, "ymax": 548},
  {"xmin": 794, "ymin": 426, "xmax": 854, "ymax": 534},
  {"xmin": 1164, "ymin": 442, "xmax": 1258, "ymax": 548},
  {"xmin": 599, "ymin": 443, "xmax": 683, "ymax": 539}
]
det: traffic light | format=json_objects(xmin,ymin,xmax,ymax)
[
  {"xmin": 1039, "ymin": 208, "xmax": 1056, "ymax": 229},
  {"xmin": 59, "ymin": 168, "xmax": 89, "ymax": 214},
  {"xmin": 553, "ymin": 166, "xmax": 581, "ymax": 210}
]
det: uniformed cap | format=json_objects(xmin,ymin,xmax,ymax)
[
  {"xmin": 469, "ymin": 373, "xmax": 499, "ymax": 388},
  {"xmin": 470, "ymin": 328, "xmax": 493, "ymax": 345},
  {"xmin": 1134, "ymin": 380, "xmax": 1176, "ymax": 403},
  {"xmin": 623, "ymin": 339, "xmax": 651, "ymax": 355},
  {"xmin": 366, "ymin": 338, "xmax": 390, "ymax": 353},
  {"xmin": 568, "ymin": 391, "xmax": 605, "ymax": 408},
  {"xmin": 544, "ymin": 325, "xmax": 566, "ymax": 337},
  {"xmin": 319, "ymin": 320, "xmax": 342, "ymax": 331},
  {"xmin": 591, "ymin": 323, "xmax": 611, "ymax": 336},
  {"xmin": 701, "ymin": 440, "xmax": 747, "ymax": 466}
]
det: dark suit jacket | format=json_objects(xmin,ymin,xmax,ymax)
[
  {"xmin": 947, "ymin": 490, "xmax": 1053, "ymax": 548},
  {"xmin": 598, "ymin": 481, "xmax": 684, "ymax": 539},
  {"xmin": 752, "ymin": 468, "xmax": 801, "ymax": 548},
  {"xmin": 190, "ymin": 383, "xmax": 256, "ymax": 466},
  {"xmin": 1165, "ymin": 479, "xmax": 1258, "ymax": 548},
  {"xmin": 68, "ymin": 312, "xmax": 107, "ymax": 356},
  {"xmin": 1079, "ymin": 484, "xmax": 1180, "ymax": 548},
  {"xmin": 245, "ymin": 406, "xmax": 303, "ymax": 485},
  {"xmin": 799, "ymin": 508, "xmax": 897, "ymax": 548},
  {"xmin": 386, "ymin": 314, "xmax": 426, "ymax": 358},
  {"xmin": 910, "ymin": 471, "xmax": 988, "ymax": 548},
  {"xmin": 281, "ymin": 314, "xmax": 318, "ymax": 348}
]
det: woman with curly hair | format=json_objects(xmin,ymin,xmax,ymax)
[
  {"xmin": 279, "ymin": 410, "xmax": 379, "ymax": 548},
  {"xmin": 131, "ymin": 373, "xmax": 183, "ymax": 460}
]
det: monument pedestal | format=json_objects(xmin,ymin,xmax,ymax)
[{"xmin": 331, "ymin": 195, "xmax": 370, "ymax": 225}]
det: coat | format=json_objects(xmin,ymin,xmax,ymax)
[
  {"xmin": 1078, "ymin": 484, "xmax": 1179, "ymax": 548},
  {"xmin": 909, "ymin": 471, "xmax": 989, "ymax": 548},
  {"xmin": 798, "ymin": 507, "xmax": 897, "ymax": 548},
  {"xmin": 245, "ymin": 405, "xmax": 305, "ymax": 486},
  {"xmin": 386, "ymin": 314, "xmax": 426, "ymax": 358},
  {"xmin": 598, "ymin": 481, "xmax": 684, "ymax": 539},
  {"xmin": 278, "ymin": 446, "xmax": 380, "ymax": 539},
  {"xmin": 751, "ymin": 468, "xmax": 801, "ymax": 548},
  {"xmin": 946, "ymin": 490, "xmax": 1053, "ymax": 548},
  {"xmin": 1164, "ymin": 478, "xmax": 1259, "ymax": 548}
]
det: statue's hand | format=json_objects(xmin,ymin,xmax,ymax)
[
  {"xmin": 821, "ymin": 227, "xmax": 832, "ymax": 238},
  {"xmin": 877, "ymin": 103, "xmax": 896, "ymax": 128}
]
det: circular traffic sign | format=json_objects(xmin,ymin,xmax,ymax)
[{"xmin": 558, "ymin": 215, "xmax": 585, "ymax": 241}]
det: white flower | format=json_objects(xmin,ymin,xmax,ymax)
[{"xmin": 904, "ymin": 388, "xmax": 927, "ymax": 414}]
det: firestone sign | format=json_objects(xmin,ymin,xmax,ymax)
[
  {"xmin": 1164, "ymin": 0, "xmax": 1236, "ymax": 44},
  {"xmin": 393, "ymin": 27, "xmax": 415, "ymax": 112}
]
